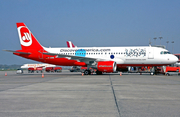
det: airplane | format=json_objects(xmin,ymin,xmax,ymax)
[
  {"xmin": 66, "ymin": 41, "xmax": 77, "ymax": 48},
  {"xmin": 4, "ymin": 23, "xmax": 178, "ymax": 75},
  {"xmin": 21, "ymin": 63, "xmax": 56, "ymax": 69}
]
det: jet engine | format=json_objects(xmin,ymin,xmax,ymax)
[{"xmin": 97, "ymin": 61, "xmax": 117, "ymax": 72}]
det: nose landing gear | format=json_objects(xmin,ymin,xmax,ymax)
[{"xmin": 150, "ymin": 66, "xmax": 158, "ymax": 75}]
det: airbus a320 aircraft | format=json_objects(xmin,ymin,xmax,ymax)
[{"xmin": 4, "ymin": 23, "xmax": 178, "ymax": 75}]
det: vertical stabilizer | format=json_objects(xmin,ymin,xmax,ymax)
[
  {"xmin": 66, "ymin": 41, "xmax": 76, "ymax": 48},
  {"xmin": 16, "ymin": 23, "xmax": 43, "ymax": 50}
]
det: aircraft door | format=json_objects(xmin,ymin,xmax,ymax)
[{"xmin": 148, "ymin": 48, "xmax": 154, "ymax": 59}]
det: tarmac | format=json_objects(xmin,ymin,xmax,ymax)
[{"xmin": 0, "ymin": 70, "xmax": 180, "ymax": 117}]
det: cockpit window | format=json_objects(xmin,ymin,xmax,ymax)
[
  {"xmin": 164, "ymin": 51, "xmax": 170, "ymax": 54},
  {"xmin": 160, "ymin": 51, "xmax": 171, "ymax": 54}
]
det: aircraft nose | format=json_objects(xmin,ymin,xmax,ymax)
[{"xmin": 171, "ymin": 55, "xmax": 179, "ymax": 63}]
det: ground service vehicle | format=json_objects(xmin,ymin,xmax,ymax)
[
  {"xmin": 69, "ymin": 66, "xmax": 81, "ymax": 72},
  {"xmin": 16, "ymin": 68, "xmax": 23, "ymax": 74},
  {"xmin": 160, "ymin": 66, "xmax": 180, "ymax": 76},
  {"xmin": 45, "ymin": 67, "xmax": 62, "ymax": 72}
]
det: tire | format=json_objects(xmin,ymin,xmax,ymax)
[{"xmin": 84, "ymin": 70, "xmax": 90, "ymax": 75}]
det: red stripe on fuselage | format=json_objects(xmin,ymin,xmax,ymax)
[{"xmin": 16, "ymin": 53, "xmax": 86, "ymax": 66}]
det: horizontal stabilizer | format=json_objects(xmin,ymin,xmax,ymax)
[{"xmin": 3, "ymin": 50, "xmax": 31, "ymax": 54}]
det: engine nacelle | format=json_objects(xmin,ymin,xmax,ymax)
[{"xmin": 97, "ymin": 61, "xmax": 117, "ymax": 72}]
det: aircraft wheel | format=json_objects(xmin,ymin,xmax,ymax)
[
  {"xmin": 166, "ymin": 73, "xmax": 170, "ymax": 76},
  {"xmin": 84, "ymin": 70, "xmax": 90, "ymax": 75}
]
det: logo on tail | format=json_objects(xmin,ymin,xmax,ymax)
[{"xmin": 17, "ymin": 26, "xmax": 32, "ymax": 46}]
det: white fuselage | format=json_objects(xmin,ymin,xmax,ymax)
[
  {"xmin": 44, "ymin": 46, "xmax": 178, "ymax": 66},
  {"xmin": 21, "ymin": 63, "xmax": 56, "ymax": 69}
]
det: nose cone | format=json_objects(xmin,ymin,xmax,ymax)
[{"xmin": 171, "ymin": 55, "xmax": 179, "ymax": 63}]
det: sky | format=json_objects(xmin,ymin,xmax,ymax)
[{"xmin": 0, "ymin": 0, "xmax": 180, "ymax": 65}]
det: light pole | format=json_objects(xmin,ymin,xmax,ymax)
[
  {"xmin": 172, "ymin": 41, "xmax": 174, "ymax": 54},
  {"xmin": 159, "ymin": 36, "xmax": 163, "ymax": 45},
  {"xmin": 153, "ymin": 32, "xmax": 157, "ymax": 45},
  {"xmin": 159, "ymin": 32, "xmax": 163, "ymax": 45},
  {"xmin": 153, "ymin": 37, "xmax": 157, "ymax": 45},
  {"xmin": 166, "ymin": 41, "xmax": 169, "ymax": 49}
]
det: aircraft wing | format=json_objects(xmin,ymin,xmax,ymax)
[
  {"xmin": 43, "ymin": 52, "xmax": 103, "ymax": 63},
  {"xmin": 3, "ymin": 50, "xmax": 31, "ymax": 54}
]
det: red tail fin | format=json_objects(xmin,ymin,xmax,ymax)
[
  {"xmin": 17, "ymin": 23, "xmax": 43, "ymax": 50},
  {"xmin": 66, "ymin": 41, "xmax": 76, "ymax": 48}
]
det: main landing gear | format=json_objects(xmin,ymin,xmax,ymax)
[
  {"xmin": 83, "ymin": 70, "xmax": 91, "ymax": 75},
  {"xmin": 83, "ymin": 69, "xmax": 103, "ymax": 75}
]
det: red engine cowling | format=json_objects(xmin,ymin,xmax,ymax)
[{"xmin": 97, "ymin": 61, "xmax": 117, "ymax": 72}]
